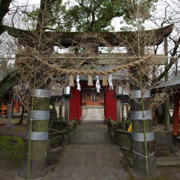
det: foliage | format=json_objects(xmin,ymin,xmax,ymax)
[
  {"xmin": 21, "ymin": 0, "xmax": 157, "ymax": 32},
  {"xmin": 63, "ymin": 0, "xmax": 157, "ymax": 32},
  {"xmin": 22, "ymin": 0, "xmax": 68, "ymax": 31}
]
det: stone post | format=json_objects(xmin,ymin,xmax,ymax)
[
  {"xmin": 49, "ymin": 96, "xmax": 57, "ymax": 128},
  {"xmin": 116, "ymin": 98, "xmax": 122, "ymax": 122},
  {"xmin": 59, "ymin": 105, "xmax": 63, "ymax": 120},
  {"xmin": 64, "ymin": 98, "xmax": 69, "ymax": 122},
  {"xmin": 7, "ymin": 104, "xmax": 12, "ymax": 129},
  {"xmin": 63, "ymin": 86, "xmax": 71, "ymax": 122},
  {"xmin": 19, "ymin": 89, "xmax": 50, "ymax": 178}
]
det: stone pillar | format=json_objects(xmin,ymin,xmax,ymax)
[
  {"xmin": 59, "ymin": 105, "xmax": 63, "ymax": 120},
  {"xmin": 116, "ymin": 98, "xmax": 121, "ymax": 122},
  {"xmin": 7, "ymin": 104, "xmax": 12, "ymax": 129},
  {"xmin": 49, "ymin": 96, "xmax": 58, "ymax": 128},
  {"xmin": 131, "ymin": 90, "xmax": 156, "ymax": 175},
  {"xmin": 19, "ymin": 89, "xmax": 50, "ymax": 178},
  {"xmin": 126, "ymin": 104, "xmax": 129, "ymax": 120},
  {"xmin": 64, "ymin": 98, "xmax": 69, "ymax": 122},
  {"xmin": 63, "ymin": 86, "xmax": 71, "ymax": 122}
]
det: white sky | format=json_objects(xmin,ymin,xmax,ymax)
[
  {"xmin": 15, "ymin": 0, "xmax": 40, "ymax": 6},
  {"xmin": 13, "ymin": 0, "xmax": 179, "ymax": 32}
]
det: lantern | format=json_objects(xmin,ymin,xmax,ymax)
[
  {"xmin": 116, "ymin": 86, "xmax": 123, "ymax": 96},
  {"xmin": 63, "ymin": 86, "xmax": 71, "ymax": 96}
]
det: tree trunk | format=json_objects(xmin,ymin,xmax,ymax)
[
  {"xmin": 0, "ymin": 0, "xmax": 12, "ymax": 34},
  {"xmin": 18, "ymin": 105, "xmax": 25, "ymax": 124}
]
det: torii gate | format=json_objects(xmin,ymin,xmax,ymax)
[{"xmin": 3, "ymin": 24, "xmax": 174, "ymax": 177}]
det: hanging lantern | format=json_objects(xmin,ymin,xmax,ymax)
[
  {"xmin": 63, "ymin": 86, "xmax": 71, "ymax": 96},
  {"xmin": 116, "ymin": 86, "xmax": 123, "ymax": 96}
]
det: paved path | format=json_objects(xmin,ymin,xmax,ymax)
[
  {"xmin": 83, "ymin": 108, "xmax": 104, "ymax": 121},
  {"xmin": 45, "ymin": 108, "xmax": 130, "ymax": 180}
]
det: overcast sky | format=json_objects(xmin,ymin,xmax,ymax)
[{"xmin": 12, "ymin": 0, "xmax": 179, "ymax": 32}]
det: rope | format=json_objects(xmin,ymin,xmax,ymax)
[
  {"xmin": 34, "ymin": 55, "xmax": 152, "ymax": 75},
  {"xmin": 132, "ymin": 150, "xmax": 156, "ymax": 159}
]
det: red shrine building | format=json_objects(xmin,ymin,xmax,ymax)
[{"xmin": 68, "ymin": 83, "xmax": 117, "ymax": 123}]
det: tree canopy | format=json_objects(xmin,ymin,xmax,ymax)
[{"xmin": 24, "ymin": 0, "xmax": 157, "ymax": 32}]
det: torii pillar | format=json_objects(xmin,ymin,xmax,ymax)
[{"xmin": 129, "ymin": 46, "xmax": 156, "ymax": 176}]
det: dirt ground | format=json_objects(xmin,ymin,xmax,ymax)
[
  {"xmin": 0, "ymin": 118, "xmax": 63, "ymax": 180},
  {"xmin": 0, "ymin": 118, "xmax": 180, "ymax": 180}
]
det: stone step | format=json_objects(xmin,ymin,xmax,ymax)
[{"xmin": 157, "ymin": 156, "xmax": 180, "ymax": 166}]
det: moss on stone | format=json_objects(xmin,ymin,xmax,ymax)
[{"xmin": 0, "ymin": 136, "xmax": 25, "ymax": 162}]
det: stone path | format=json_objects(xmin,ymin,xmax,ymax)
[{"xmin": 45, "ymin": 108, "xmax": 130, "ymax": 180}]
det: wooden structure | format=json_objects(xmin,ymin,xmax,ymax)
[
  {"xmin": 82, "ymin": 89, "xmax": 104, "ymax": 106},
  {"xmin": 0, "ymin": 94, "xmax": 19, "ymax": 115},
  {"xmin": 1, "ymin": 24, "xmax": 174, "ymax": 177},
  {"xmin": 0, "ymin": 100, "xmax": 19, "ymax": 114},
  {"xmin": 2, "ymin": 24, "xmax": 173, "ymax": 47},
  {"xmin": 68, "ymin": 85, "xmax": 117, "ymax": 122},
  {"xmin": 153, "ymin": 75, "xmax": 180, "ymax": 152}
]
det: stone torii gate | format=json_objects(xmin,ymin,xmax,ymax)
[{"xmin": 3, "ymin": 24, "xmax": 174, "ymax": 177}]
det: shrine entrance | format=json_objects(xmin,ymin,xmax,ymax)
[
  {"xmin": 82, "ymin": 88, "xmax": 104, "ymax": 106},
  {"xmin": 3, "ymin": 20, "xmax": 174, "ymax": 178},
  {"xmin": 68, "ymin": 85, "xmax": 117, "ymax": 123}
]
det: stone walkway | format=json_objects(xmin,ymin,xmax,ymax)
[{"xmin": 45, "ymin": 108, "xmax": 130, "ymax": 180}]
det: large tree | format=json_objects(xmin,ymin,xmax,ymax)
[
  {"xmin": 150, "ymin": 0, "xmax": 180, "ymax": 83},
  {"xmin": 64, "ymin": 0, "xmax": 157, "ymax": 32},
  {"xmin": 22, "ymin": 0, "xmax": 157, "ymax": 32},
  {"xmin": 0, "ymin": 0, "xmax": 12, "ymax": 34}
]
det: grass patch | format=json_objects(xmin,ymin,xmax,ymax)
[
  {"xmin": 8, "ymin": 126, "xmax": 26, "ymax": 133},
  {"xmin": 0, "ymin": 118, "xmax": 20, "ymax": 124},
  {"xmin": 0, "ymin": 136, "xmax": 25, "ymax": 162}
]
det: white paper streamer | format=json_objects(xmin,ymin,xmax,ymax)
[
  {"xmin": 108, "ymin": 74, "xmax": 113, "ymax": 90},
  {"xmin": 76, "ymin": 74, "xmax": 81, "ymax": 91},
  {"xmin": 96, "ymin": 75, "xmax": 101, "ymax": 93}
]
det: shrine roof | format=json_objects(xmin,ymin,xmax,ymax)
[
  {"xmin": 153, "ymin": 74, "xmax": 180, "ymax": 90},
  {"xmin": 2, "ymin": 24, "xmax": 174, "ymax": 47}
]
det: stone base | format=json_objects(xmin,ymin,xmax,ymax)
[
  {"xmin": 130, "ymin": 167, "xmax": 160, "ymax": 178},
  {"xmin": 18, "ymin": 168, "xmax": 47, "ymax": 179},
  {"xmin": 170, "ymin": 145, "xmax": 180, "ymax": 157},
  {"xmin": 15, "ymin": 171, "xmax": 45, "ymax": 180}
]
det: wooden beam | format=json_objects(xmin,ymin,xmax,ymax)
[
  {"xmin": 3, "ymin": 24, "xmax": 174, "ymax": 47},
  {"xmin": 45, "ymin": 54, "xmax": 168, "ymax": 65}
]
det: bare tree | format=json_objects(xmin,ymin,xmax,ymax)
[{"xmin": 149, "ymin": 0, "xmax": 180, "ymax": 83}]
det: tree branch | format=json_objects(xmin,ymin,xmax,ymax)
[{"xmin": 152, "ymin": 36, "xmax": 180, "ymax": 83}]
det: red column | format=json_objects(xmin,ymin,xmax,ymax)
[
  {"xmin": 69, "ymin": 87, "xmax": 82, "ymax": 122},
  {"xmin": 104, "ymin": 87, "xmax": 116, "ymax": 122},
  {"xmin": 172, "ymin": 94, "xmax": 180, "ymax": 136}
]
